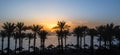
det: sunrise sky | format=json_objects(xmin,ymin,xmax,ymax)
[{"xmin": 0, "ymin": 0, "xmax": 120, "ymax": 31}]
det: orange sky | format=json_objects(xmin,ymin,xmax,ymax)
[{"xmin": 0, "ymin": 17, "xmax": 117, "ymax": 32}]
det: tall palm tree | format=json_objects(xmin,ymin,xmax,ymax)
[
  {"xmin": 96, "ymin": 25, "xmax": 105, "ymax": 48},
  {"xmin": 38, "ymin": 30, "xmax": 48, "ymax": 50},
  {"xmin": 53, "ymin": 21, "xmax": 70, "ymax": 50},
  {"xmin": 81, "ymin": 26, "xmax": 88, "ymax": 49},
  {"xmin": 20, "ymin": 32, "xmax": 26, "ymax": 51},
  {"xmin": 63, "ymin": 29, "xmax": 70, "ymax": 47},
  {"xmin": 2, "ymin": 22, "xmax": 16, "ymax": 55},
  {"xmin": 114, "ymin": 25, "xmax": 120, "ymax": 51},
  {"xmin": 73, "ymin": 26, "xmax": 83, "ymax": 48},
  {"xmin": 101, "ymin": 23, "xmax": 115, "ymax": 49},
  {"xmin": 29, "ymin": 25, "xmax": 42, "ymax": 53},
  {"xmin": 87, "ymin": 28, "xmax": 97, "ymax": 55},
  {"xmin": 26, "ymin": 33, "xmax": 34, "ymax": 52},
  {"xmin": 16, "ymin": 22, "xmax": 27, "ymax": 52},
  {"xmin": 56, "ymin": 30, "xmax": 61, "ymax": 48},
  {"xmin": 13, "ymin": 32, "xmax": 19, "ymax": 54},
  {"xmin": 0, "ymin": 30, "xmax": 6, "ymax": 54}
]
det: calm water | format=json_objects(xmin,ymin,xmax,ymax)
[{"xmin": 0, "ymin": 35, "xmax": 118, "ymax": 50}]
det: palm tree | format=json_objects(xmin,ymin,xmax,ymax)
[
  {"xmin": 81, "ymin": 26, "xmax": 88, "ymax": 49},
  {"xmin": 63, "ymin": 29, "xmax": 70, "ymax": 48},
  {"xmin": 73, "ymin": 26, "xmax": 83, "ymax": 48},
  {"xmin": 114, "ymin": 25, "xmax": 120, "ymax": 51},
  {"xmin": 87, "ymin": 28, "xmax": 97, "ymax": 55},
  {"xmin": 2, "ymin": 22, "xmax": 16, "ymax": 55},
  {"xmin": 16, "ymin": 22, "xmax": 27, "ymax": 52},
  {"xmin": 38, "ymin": 30, "xmax": 48, "ymax": 50},
  {"xmin": 56, "ymin": 30, "xmax": 61, "ymax": 48},
  {"xmin": 13, "ymin": 32, "xmax": 19, "ymax": 54},
  {"xmin": 0, "ymin": 30, "xmax": 6, "ymax": 54},
  {"xmin": 101, "ymin": 23, "xmax": 115, "ymax": 49},
  {"xmin": 96, "ymin": 25, "xmax": 105, "ymax": 48},
  {"xmin": 26, "ymin": 33, "xmax": 34, "ymax": 52},
  {"xmin": 20, "ymin": 32, "xmax": 26, "ymax": 51},
  {"xmin": 53, "ymin": 21, "xmax": 70, "ymax": 50},
  {"xmin": 29, "ymin": 25, "xmax": 42, "ymax": 53}
]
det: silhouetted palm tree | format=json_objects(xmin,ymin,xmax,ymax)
[
  {"xmin": 16, "ymin": 22, "xmax": 27, "ymax": 52},
  {"xmin": 101, "ymin": 23, "xmax": 115, "ymax": 49},
  {"xmin": 29, "ymin": 25, "xmax": 42, "ymax": 53},
  {"xmin": 53, "ymin": 21, "xmax": 70, "ymax": 50},
  {"xmin": 20, "ymin": 32, "xmax": 26, "ymax": 50},
  {"xmin": 26, "ymin": 33, "xmax": 34, "ymax": 52},
  {"xmin": 81, "ymin": 26, "xmax": 88, "ymax": 49},
  {"xmin": 96, "ymin": 25, "xmax": 105, "ymax": 48},
  {"xmin": 13, "ymin": 32, "xmax": 19, "ymax": 54},
  {"xmin": 2, "ymin": 22, "xmax": 16, "ymax": 55},
  {"xmin": 56, "ymin": 30, "xmax": 61, "ymax": 48},
  {"xmin": 63, "ymin": 29, "xmax": 70, "ymax": 47},
  {"xmin": 73, "ymin": 26, "xmax": 84, "ymax": 48},
  {"xmin": 88, "ymin": 28, "xmax": 97, "ymax": 55},
  {"xmin": 114, "ymin": 25, "xmax": 120, "ymax": 52},
  {"xmin": 38, "ymin": 30, "xmax": 48, "ymax": 50},
  {"xmin": 0, "ymin": 30, "xmax": 6, "ymax": 54}
]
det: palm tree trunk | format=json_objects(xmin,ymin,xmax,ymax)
[
  {"xmin": 77, "ymin": 36, "xmax": 79, "ymax": 48},
  {"xmin": 1, "ymin": 37, "xmax": 4, "ymax": 54},
  {"xmin": 104, "ymin": 40, "xmax": 107, "ymax": 48},
  {"xmin": 43, "ymin": 39, "xmax": 45, "ymax": 51},
  {"xmin": 28, "ymin": 38, "xmax": 30, "ymax": 52},
  {"xmin": 64, "ymin": 36, "xmax": 67, "ymax": 48},
  {"xmin": 15, "ymin": 38, "xmax": 17, "ymax": 54},
  {"xmin": 90, "ymin": 36, "xmax": 94, "ymax": 55},
  {"xmin": 83, "ymin": 35, "xmax": 86, "ymax": 49},
  {"xmin": 21, "ymin": 39, "xmax": 23, "ymax": 51},
  {"xmin": 99, "ymin": 36, "xmax": 102, "ymax": 48},
  {"xmin": 58, "ymin": 37, "xmax": 60, "ymax": 46},
  {"xmin": 19, "ymin": 37, "xmax": 20, "ymax": 52},
  {"xmin": 58, "ymin": 37, "xmax": 60, "ymax": 49},
  {"xmin": 61, "ymin": 37, "xmax": 63, "ymax": 50},
  {"xmin": 119, "ymin": 40, "xmax": 120, "ymax": 52},
  {"xmin": 39, "ymin": 38, "xmax": 41, "ymax": 53},
  {"xmin": 109, "ymin": 39, "xmax": 112, "ymax": 49},
  {"xmin": 40, "ymin": 38, "xmax": 43, "ymax": 49},
  {"xmin": 7, "ymin": 34, "xmax": 10, "ymax": 55},
  {"xmin": 19, "ymin": 31, "xmax": 21, "ymax": 53},
  {"xmin": 80, "ymin": 37, "xmax": 82, "ymax": 48},
  {"xmin": 34, "ymin": 33, "xmax": 36, "ymax": 53}
]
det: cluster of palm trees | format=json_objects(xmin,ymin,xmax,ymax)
[
  {"xmin": 0, "ymin": 22, "xmax": 48, "ymax": 55},
  {"xmin": 0, "ymin": 21, "xmax": 120, "ymax": 55}
]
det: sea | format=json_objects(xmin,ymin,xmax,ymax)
[{"xmin": 0, "ymin": 35, "xmax": 118, "ymax": 50}]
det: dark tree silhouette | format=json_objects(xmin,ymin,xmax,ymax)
[
  {"xmin": 0, "ymin": 30, "xmax": 6, "ymax": 54},
  {"xmin": 2, "ymin": 22, "xmax": 16, "ymax": 55},
  {"xmin": 38, "ymin": 30, "xmax": 48, "ymax": 50},
  {"xmin": 81, "ymin": 26, "xmax": 88, "ymax": 49},
  {"xmin": 56, "ymin": 30, "xmax": 61, "ymax": 49},
  {"xmin": 16, "ymin": 22, "xmax": 27, "ymax": 52},
  {"xmin": 26, "ymin": 33, "xmax": 34, "ymax": 52},
  {"xmin": 13, "ymin": 32, "xmax": 19, "ymax": 54},
  {"xmin": 63, "ymin": 29, "xmax": 70, "ymax": 48},
  {"xmin": 114, "ymin": 25, "xmax": 120, "ymax": 54},
  {"xmin": 87, "ymin": 28, "xmax": 97, "ymax": 55},
  {"xmin": 100, "ymin": 23, "xmax": 115, "ymax": 49},
  {"xmin": 73, "ymin": 26, "xmax": 85, "ymax": 48},
  {"xmin": 96, "ymin": 25, "xmax": 105, "ymax": 48},
  {"xmin": 29, "ymin": 25, "xmax": 42, "ymax": 53},
  {"xmin": 53, "ymin": 21, "xmax": 70, "ymax": 50}
]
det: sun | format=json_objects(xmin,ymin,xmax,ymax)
[
  {"xmin": 47, "ymin": 24, "xmax": 56, "ymax": 29},
  {"xmin": 46, "ymin": 24, "xmax": 56, "ymax": 32}
]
